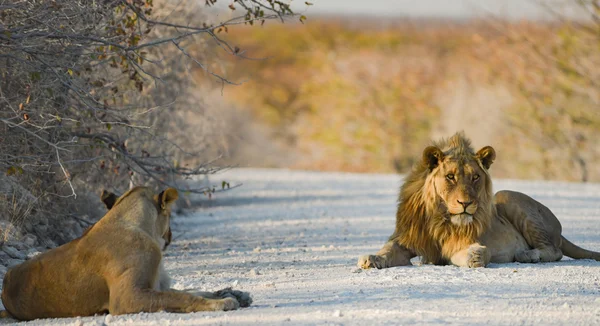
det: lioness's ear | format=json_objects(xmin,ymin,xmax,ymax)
[
  {"xmin": 158, "ymin": 187, "xmax": 179, "ymax": 210},
  {"xmin": 422, "ymin": 146, "xmax": 445, "ymax": 170},
  {"xmin": 476, "ymin": 146, "xmax": 496, "ymax": 170},
  {"xmin": 100, "ymin": 190, "xmax": 118, "ymax": 210}
]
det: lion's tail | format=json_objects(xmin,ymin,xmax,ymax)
[
  {"xmin": 0, "ymin": 310, "xmax": 12, "ymax": 318},
  {"xmin": 560, "ymin": 236, "xmax": 600, "ymax": 261}
]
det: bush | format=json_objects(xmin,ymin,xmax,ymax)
[{"xmin": 0, "ymin": 0, "xmax": 299, "ymax": 245}]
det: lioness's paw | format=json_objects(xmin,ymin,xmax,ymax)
[
  {"xmin": 467, "ymin": 245, "xmax": 488, "ymax": 268},
  {"xmin": 214, "ymin": 287, "xmax": 253, "ymax": 308},
  {"xmin": 358, "ymin": 254, "xmax": 385, "ymax": 269},
  {"xmin": 219, "ymin": 297, "xmax": 240, "ymax": 311}
]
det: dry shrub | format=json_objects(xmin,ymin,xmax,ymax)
[{"xmin": 0, "ymin": 0, "xmax": 299, "ymax": 245}]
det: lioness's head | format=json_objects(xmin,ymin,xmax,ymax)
[
  {"xmin": 100, "ymin": 188, "xmax": 178, "ymax": 250},
  {"xmin": 153, "ymin": 188, "xmax": 178, "ymax": 248},
  {"xmin": 422, "ymin": 134, "xmax": 495, "ymax": 227}
]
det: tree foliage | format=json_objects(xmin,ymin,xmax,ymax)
[{"xmin": 0, "ymin": 0, "xmax": 298, "ymax": 241}]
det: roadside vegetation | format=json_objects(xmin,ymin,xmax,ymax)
[{"xmin": 0, "ymin": 0, "xmax": 298, "ymax": 250}]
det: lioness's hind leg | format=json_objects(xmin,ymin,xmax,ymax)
[{"xmin": 358, "ymin": 240, "xmax": 415, "ymax": 269}]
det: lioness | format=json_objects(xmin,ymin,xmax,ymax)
[
  {"xmin": 1, "ymin": 187, "xmax": 250, "ymax": 321},
  {"xmin": 358, "ymin": 132, "xmax": 600, "ymax": 269}
]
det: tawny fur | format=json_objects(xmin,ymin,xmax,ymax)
[
  {"xmin": 358, "ymin": 132, "xmax": 600, "ymax": 269},
  {"xmin": 0, "ymin": 187, "xmax": 250, "ymax": 321}
]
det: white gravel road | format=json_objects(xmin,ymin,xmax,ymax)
[{"xmin": 8, "ymin": 168, "xmax": 600, "ymax": 325}]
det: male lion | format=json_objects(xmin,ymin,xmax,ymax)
[
  {"xmin": 358, "ymin": 132, "xmax": 600, "ymax": 269},
  {"xmin": 1, "ymin": 187, "xmax": 250, "ymax": 321}
]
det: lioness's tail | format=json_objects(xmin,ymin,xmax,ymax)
[
  {"xmin": 560, "ymin": 236, "xmax": 600, "ymax": 261},
  {"xmin": 0, "ymin": 310, "xmax": 12, "ymax": 318}
]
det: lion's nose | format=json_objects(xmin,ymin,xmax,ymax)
[{"xmin": 457, "ymin": 200, "xmax": 473, "ymax": 209}]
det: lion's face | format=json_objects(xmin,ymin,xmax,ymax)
[
  {"xmin": 423, "ymin": 144, "xmax": 496, "ymax": 227},
  {"xmin": 432, "ymin": 158, "xmax": 486, "ymax": 226}
]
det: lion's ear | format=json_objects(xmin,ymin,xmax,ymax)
[
  {"xmin": 422, "ymin": 146, "xmax": 445, "ymax": 170},
  {"xmin": 100, "ymin": 190, "xmax": 119, "ymax": 210},
  {"xmin": 158, "ymin": 188, "xmax": 179, "ymax": 210},
  {"xmin": 476, "ymin": 146, "xmax": 496, "ymax": 170}
]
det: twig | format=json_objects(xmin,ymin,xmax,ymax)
[{"xmin": 55, "ymin": 148, "xmax": 77, "ymax": 199}]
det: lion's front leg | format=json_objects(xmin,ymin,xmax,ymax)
[
  {"xmin": 358, "ymin": 240, "xmax": 415, "ymax": 269},
  {"xmin": 450, "ymin": 243, "xmax": 491, "ymax": 268}
]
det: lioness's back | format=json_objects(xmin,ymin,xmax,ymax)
[{"xmin": 2, "ymin": 237, "xmax": 110, "ymax": 320}]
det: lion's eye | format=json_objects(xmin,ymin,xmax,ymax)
[
  {"xmin": 445, "ymin": 174, "xmax": 455, "ymax": 181},
  {"xmin": 473, "ymin": 174, "xmax": 480, "ymax": 181}
]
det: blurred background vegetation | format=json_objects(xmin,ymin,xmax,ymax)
[{"xmin": 195, "ymin": 0, "xmax": 600, "ymax": 182}]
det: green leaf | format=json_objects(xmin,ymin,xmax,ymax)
[
  {"xmin": 5, "ymin": 166, "xmax": 23, "ymax": 176},
  {"xmin": 30, "ymin": 72, "xmax": 41, "ymax": 81}
]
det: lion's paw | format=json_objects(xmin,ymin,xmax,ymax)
[
  {"xmin": 515, "ymin": 249, "xmax": 541, "ymax": 263},
  {"xmin": 214, "ymin": 287, "xmax": 253, "ymax": 308},
  {"xmin": 358, "ymin": 254, "xmax": 386, "ymax": 269},
  {"xmin": 467, "ymin": 245, "xmax": 488, "ymax": 268}
]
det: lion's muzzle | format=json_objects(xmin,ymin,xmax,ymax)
[
  {"xmin": 450, "ymin": 213, "xmax": 474, "ymax": 226},
  {"xmin": 449, "ymin": 201, "xmax": 477, "ymax": 226},
  {"xmin": 448, "ymin": 200, "xmax": 478, "ymax": 216}
]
